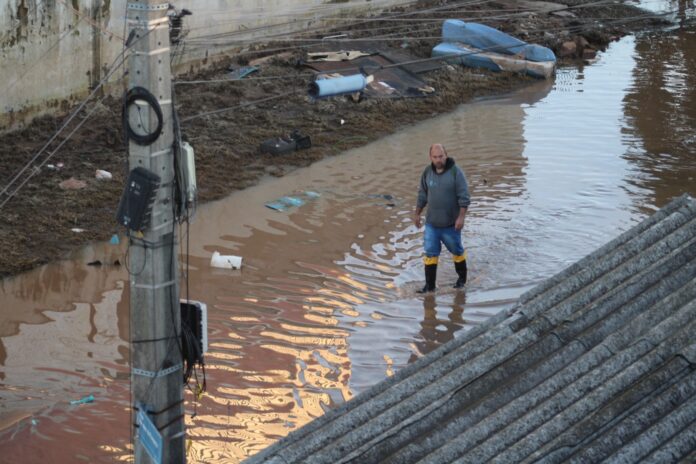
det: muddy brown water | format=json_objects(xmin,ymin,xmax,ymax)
[{"xmin": 1, "ymin": 22, "xmax": 695, "ymax": 463}]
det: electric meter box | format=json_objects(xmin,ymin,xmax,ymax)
[
  {"xmin": 181, "ymin": 142, "xmax": 197, "ymax": 204},
  {"xmin": 180, "ymin": 299, "xmax": 208, "ymax": 363},
  {"xmin": 116, "ymin": 167, "xmax": 161, "ymax": 231}
]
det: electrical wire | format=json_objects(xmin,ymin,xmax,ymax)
[
  {"xmin": 55, "ymin": 0, "xmax": 125, "ymax": 41},
  {"xmin": 172, "ymin": 0, "xmax": 665, "ymax": 61},
  {"xmin": 0, "ymin": 21, "xmax": 161, "ymax": 211},
  {"xmin": 0, "ymin": 56, "xmax": 127, "ymax": 210},
  {"xmin": 182, "ymin": 0, "xmax": 493, "ymax": 44},
  {"xmin": 171, "ymin": 6, "xmax": 682, "ymax": 90},
  {"xmin": 173, "ymin": 0, "xmax": 496, "ymax": 57},
  {"xmin": 168, "ymin": 1, "xmax": 500, "ymax": 63},
  {"xmin": 180, "ymin": 90, "xmax": 299, "ymax": 122}
]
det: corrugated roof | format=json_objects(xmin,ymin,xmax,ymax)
[{"xmin": 244, "ymin": 194, "xmax": 696, "ymax": 464}]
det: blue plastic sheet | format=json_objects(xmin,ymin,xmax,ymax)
[
  {"xmin": 265, "ymin": 191, "xmax": 321, "ymax": 212},
  {"xmin": 228, "ymin": 66, "xmax": 259, "ymax": 80},
  {"xmin": 70, "ymin": 394, "xmax": 95, "ymax": 405}
]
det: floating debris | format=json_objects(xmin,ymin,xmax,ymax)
[
  {"xmin": 70, "ymin": 394, "xmax": 94, "ymax": 405},
  {"xmin": 210, "ymin": 251, "xmax": 242, "ymax": 270}
]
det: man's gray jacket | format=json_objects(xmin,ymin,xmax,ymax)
[{"xmin": 417, "ymin": 157, "xmax": 471, "ymax": 228}]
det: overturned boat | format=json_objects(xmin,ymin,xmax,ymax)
[{"xmin": 432, "ymin": 20, "xmax": 556, "ymax": 79}]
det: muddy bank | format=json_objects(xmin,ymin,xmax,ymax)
[{"xmin": 0, "ymin": 0, "xmax": 661, "ymax": 278}]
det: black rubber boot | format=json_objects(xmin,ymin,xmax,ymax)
[
  {"xmin": 417, "ymin": 264, "xmax": 437, "ymax": 293},
  {"xmin": 454, "ymin": 260, "xmax": 467, "ymax": 288}
]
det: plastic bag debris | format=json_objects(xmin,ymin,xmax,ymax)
[
  {"xmin": 265, "ymin": 191, "xmax": 320, "ymax": 211},
  {"xmin": 70, "ymin": 394, "xmax": 95, "ymax": 405}
]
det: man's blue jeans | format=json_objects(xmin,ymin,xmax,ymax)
[{"xmin": 424, "ymin": 223, "xmax": 464, "ymax": 257}]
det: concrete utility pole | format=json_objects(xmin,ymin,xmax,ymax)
[{"xmin": 126, "ymin": 1, "xmax": 185, "ymax": 463}]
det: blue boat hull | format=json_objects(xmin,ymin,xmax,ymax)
[
  {"xmin": 432, "ymin": 42, "xmax": 555, "ymax": 79},
  {"xmin": 442, "ymin": 19, "xmax": 556, "ymax": 63}
]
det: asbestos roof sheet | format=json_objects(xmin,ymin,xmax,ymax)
[{"xmin": 244, "ymin": 193, "xmax": 696, "ymax": 464}]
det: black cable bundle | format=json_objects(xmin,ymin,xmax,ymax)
[
  {"xmin": 123, "ymin": 86, "xmax": 164, "ymax": 146},
  {"xmin": 181, "ymin": 320, "xmax": 203, "ymax": 384}
]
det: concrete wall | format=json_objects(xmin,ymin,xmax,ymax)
[{"xmin": 0, "ymin": 0, "xmax": 409, "ymax": 129}]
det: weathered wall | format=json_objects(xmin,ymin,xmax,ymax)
[{"xmin": 0, "ymin": 0, "xmax": 409, "ymax": 129}]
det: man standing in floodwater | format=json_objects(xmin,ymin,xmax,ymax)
[{"xmin": 413, "ymin": 144, "xmax": 471, "ymax": 293}]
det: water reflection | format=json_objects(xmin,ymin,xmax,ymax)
[
  {"xmin": 0, "ymin": 244, "xmax": 128, "ymax": 418},
  {"xmin": 623, "ymin": 26, "xmax": 696, "ymax": 207},
  {"xmin": 0, "ymin": 243, "xmax": 131, "ymax": 462},
  {"xmin": 410, "ymin": 292, "xmax": 466, "ymax": 362}
]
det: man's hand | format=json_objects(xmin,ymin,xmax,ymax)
[
  {"xmin": 414, "ymin": 213, "xmax": 422, "ymax": 228},
  {"xmin": 455, "ymin": 207, "xmax": 467, "ymax": 231}
]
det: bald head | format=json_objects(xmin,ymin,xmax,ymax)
[
  {"xmin": 429, "ymin": 144, "xmax": 447, "ymax": 157},
  {"xmin": 429, "ymin": 143, "xmax": 448, "ymax": 171}
]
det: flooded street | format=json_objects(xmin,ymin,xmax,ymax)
[{"xmin": 1, "ymin": 20, "xmax": 695, "ymax": 463}]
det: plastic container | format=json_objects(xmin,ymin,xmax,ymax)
[
  {"xmin": 210, "ymin": 251, "xmax": 242, "ymax": 269},
  {"xmin": 308, "ymin": 74, "xmax": 368, "ymax": 98}
]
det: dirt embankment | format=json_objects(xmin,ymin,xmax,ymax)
[{"xmin": 0, "ymin": 0, "xmax": 662, "ymax": 278}]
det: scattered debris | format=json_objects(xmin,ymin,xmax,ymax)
[
  {"xmin": 265, "ymin": 191, "xmax": 320, "ymax": 211},
  {"xmin": 95, "ymin": 169, "xmax": 112, "ymax": 180},
  {"xmin": 210, "ymin": 251, "xmax": 242, "ymax": 270},
  {"xmin": 59, "ymin": 178, "xmax": 87, "ymax": 190},
  {"xmin": 260, "ymin": 129, "xmax": 311, "ymax": 155},
  {"xmin": 227, "ymin": 66, "xmax": 259, "ymax": 80},
  {"xmin": 260, "ymin": 137, "xmax": 296, "ymax": 155},
  {"xmin": 71, "ymin": 228, "xmax": 85, "ymax": 233},
  {"xmin": 249, "ymin": 51, "xmax": 294, "ymax": 67},
  {"xmin": 307, "ymin": 51, "xmax": 371, "ymax": 62},
  {"xmin": 582, "ymin": 48, "xmax": 597, "ymax": 60},
  {"xmin": 70, "ymin": 394, "xmax": 95, "ymax": 405},
  {"xmin": 368, "ymin": 193, "xmax": 397, "ymax": 207},
  {"xmin": 556, "ymin": 35, "xmax": 599, "ymax": 60},
  {"xmin": 559, "ymin": 41, "xmax": 577, "ymax": 57},
  {"xmin": 305, "ymin": 52, "xmax": 436, "ymax": 99},
  {"xmin": 551, "ymin": 9, "xmax": 577, "ymax": 18},
  {"xmin": 309, "ymin": 74, "xmax": 371, "ymax": 99},
  {"xmin": 290, "ymin": 129, "xmax": 311, "ymax": 149},
  {"xmin": 110, "ymin": 234, "xmax": 120, "ymax": 245},
  {"xmin": 321, "ymin": 33, "xmax": 348, "ymax": 40},
  {"xmin": 266, "ymin": 196, "xmax": 305, "ymax": 211}
]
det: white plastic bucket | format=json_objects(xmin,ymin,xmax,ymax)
[{"xmin": 210, "ymin": 251, "xmax": 242, "ymax": 269}]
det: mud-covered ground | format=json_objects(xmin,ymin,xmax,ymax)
[{"xmin": 0, "ymin": 0, "xmax": 663, "ymax": 277}]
